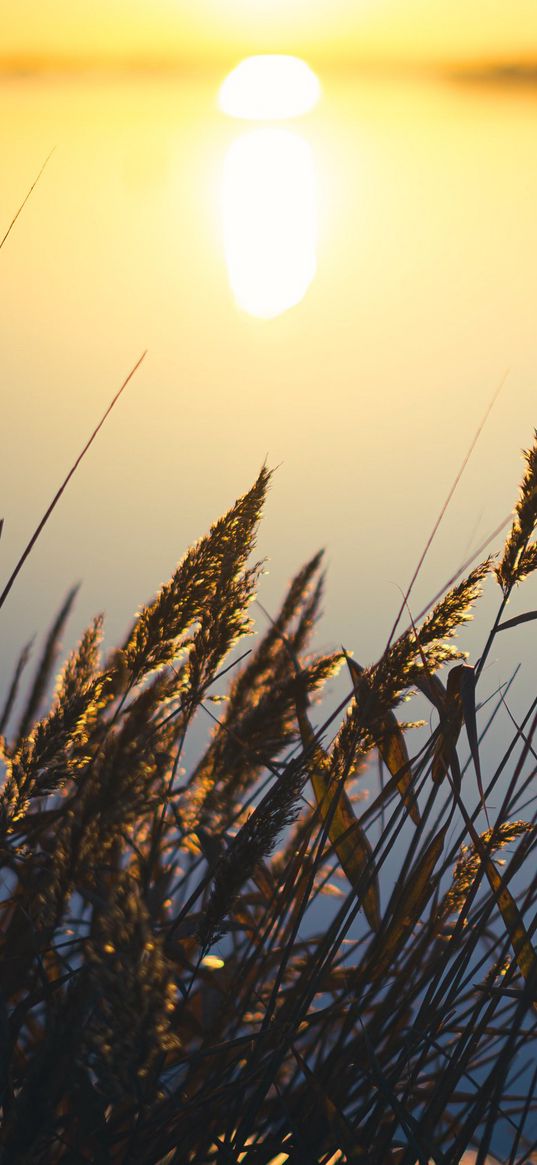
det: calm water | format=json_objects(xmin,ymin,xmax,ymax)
[{"xmin": 1, "ymin": 69, "xmax": 536, "ymax": 733}]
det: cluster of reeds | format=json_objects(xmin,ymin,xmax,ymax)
[{"xmin": 1, "ymin": 433, "xmax": 537, "ymax": 1165}]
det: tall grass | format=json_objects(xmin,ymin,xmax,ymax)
[{"xmin": 1, "ymin": 435, "xmax": 537, "ymax": 1164}]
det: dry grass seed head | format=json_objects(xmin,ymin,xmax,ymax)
[
  {"xmin": 84, "ymin": 871, "xmax": 179, "ymax": 1098},
  {"xmin": 496, "ymin": 430, "xmax": 537, "ymax": 592},
  {"xmin": 441, "ymin": 820, "xmax": 536, "ymax": 923},
  {"xmin": 118, "ymin": 466, "xmax": 270, "ymax": 683}
]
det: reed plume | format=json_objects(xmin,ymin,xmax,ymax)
[{"xmin": 496, "ymin": 430, "xmax": 537, "ymax": 592}]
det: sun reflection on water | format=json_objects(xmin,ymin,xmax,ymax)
[
  {"xmin": 219, "ymin": 55, "xmax": 319, "ymax": 320},
  {"xmin": 221, "ymin": 127, "xmax": 317, "ymax": 320}
]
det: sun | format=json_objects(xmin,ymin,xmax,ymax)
[{"xmin": 218, "ymin": 54, "xmax": 321, "ymax": 120}]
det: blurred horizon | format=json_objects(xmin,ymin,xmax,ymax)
[
  {"xmin": 4, "ymin": 56, "xmax": 537, "ymax": 82},
  {"xmin": 3, "ymin": 1, "xmax": 537, "ymax": 76}
]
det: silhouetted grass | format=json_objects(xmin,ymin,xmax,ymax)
[{"xmin": 1, "ymin": 434, "xmax": 537, "ymax": 1165}]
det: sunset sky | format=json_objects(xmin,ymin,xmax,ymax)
[{"xmin": 2, "ymin": 0, "xmax": 537, "ymax": 70}]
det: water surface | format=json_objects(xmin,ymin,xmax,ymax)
[{"xmin": 1, "ymin": 69, "xmax": 536, "ymax": 735}]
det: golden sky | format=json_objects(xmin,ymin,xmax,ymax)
[{"xmin": 2, "ymin": 0, "xmax": 537, "ymax": 70}]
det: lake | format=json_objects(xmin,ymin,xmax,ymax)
[{"xmin": 1, "ymin": 66, "xmax": 536, "ymax": 750}]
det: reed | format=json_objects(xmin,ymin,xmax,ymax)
[{"xmin": 1, "ymin": 435, "xmax": 537, "ymax": 1164}]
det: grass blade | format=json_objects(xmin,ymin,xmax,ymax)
[{"xmin": 0, "ymin": 351, "xmax": 146, "ymax": 612}]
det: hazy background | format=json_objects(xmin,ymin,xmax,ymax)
[
  {"xmin": 1, "ymin": 3, "xmax": 537, "ymax": 764},
  {"xmin": 4, "ymin": 0, "xmax": 537, "ymax": 69}
]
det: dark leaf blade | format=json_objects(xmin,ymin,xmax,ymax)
[
  {"xmin": 485, "ymin": 858, "xmax": 537, "ymax": 1009},
  {"xmin": 497, "ymin": 608, "xmax": 537, "ymax": 632},
  {"xmin": 431, "ymin": 667, "xmax": 464, "ymax": 785},
  {"xmin": 344, "ymin": 652, "xmax": 420, "ymax": 825},
  {"xmin": 371, "ymin": 824, "xmax": 447, "ymax": 980},
  {"xmin": 415, "ymin": 670, "xmax": 447, "ymax": 713},
  {"xmin": 376, "ymin": 710, "xmax": 420, "ymax": 825},
  {"xmin": 294, "ymin": 676, "xmax": 380, "ymax": 931},
  {"xmin": 292, "ymin": 1045, "xmax": 369, "ymax": 1161},
  {"xmin": 450, "ymin": 663, "xmax": 488, "ymax": 820},
  {"xmin": 311, "ymin": 768, "xmax": 381, "ymax": 932}
]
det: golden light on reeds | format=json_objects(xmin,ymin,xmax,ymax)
[
  {"xmin": 221, "ymin": 127, "xmax": 317, "ymax": 319},
  {"xmin": 201, "ymin": 954, "xmax": 225, "ymax": 969}
]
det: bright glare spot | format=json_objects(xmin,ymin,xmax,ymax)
[
  {"xmin": 221, "ymin": 128, "xmax": 317, "ymax": 320},
  {"xmin": 201, "ymin": 954, "xmax": 225, "ymax": 970},
  {"xmin": 219, "ymin": 55, "xmax": 321, "ymax": 121}
]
